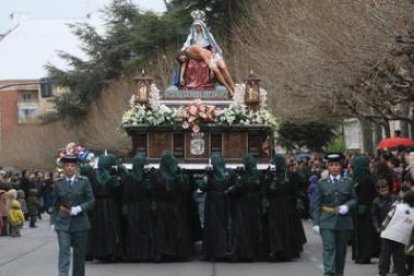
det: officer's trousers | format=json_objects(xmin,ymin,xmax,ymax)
[
  {"xmin": 320, "ymin": 229, "xmax": 352, "ymax": 276},
  {"xmin": 57, "ymin": 230, "xmax": 88, "ymax": 276}
]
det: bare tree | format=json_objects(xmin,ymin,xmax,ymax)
[{"xmin": 230, "ymin": 0, "xmax": 414, "ymax": 121}]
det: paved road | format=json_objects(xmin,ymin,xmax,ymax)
[{"xmin": 0, "ymin": 216, "xmax": 379, "ymax": 276}]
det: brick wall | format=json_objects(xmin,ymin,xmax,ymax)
[{"xmin": 0, "ymin": 90, "xmax": 19, "ymax": 142}]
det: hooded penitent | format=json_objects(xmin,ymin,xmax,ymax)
[
  {"xmin": 211, "ymin": 152, "xmax": 225, "ymax": 181},
  {"xmin": 274, "ymin": 154, "xmax": 287, "ymax": 175},
  {"xmin": 80, "ymin": 164, "xmax": 94, "ymax": 177},
  {"xmin": 243, "ymin": 154, "xmax": 262, "ymax": 182},
  {"xmin": 243, "ymin": 154, "xmax": 257, "ymax": 172},
  {"xmin": 159, "ymin": 151, "xmax": 178, "ymax": 180},
  {"xmin": 271, "ymin": 154, "xmax": 288, "ymax": 189},
  {"xmin": 352, "ymin": 155, "xmax": 372, "ymax": 184},
  {"xmin": 131, "ymin": 154, "xmax": 147, "ymax": 182},
  {"xmin": 95, "ymin": 154, "xmax": 115, "ymax": 185}
]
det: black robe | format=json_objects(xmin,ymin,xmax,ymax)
[
  {"xmin": 352, "ymin": 174, "xmax": 378, "ymax": 262},
  {"xmin": 228, "ymin": 170, "xmax": 263, "ymax": 261},
  {"xmin": 123, "ymin": 173, "xmax": 154, "ymax": 261},
  {"xmin": 151, "ymin": 171, "xmax": 193, "ymax": 260},
  {"xmin": 263, "ymin": 170, "xmax": 306, "ymax": 261},
  {"xmin": 89, "ymin": 174, "xmax": 124, "ymax": 260},
  {"xmin": 200, "ymin": 171, "xmax": 232, "ymax": 260}
]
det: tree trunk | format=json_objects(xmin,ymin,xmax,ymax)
[
  {"xmin": 400, "ymin": 103, "xmax": 410, "ymax": 137},
  {"xmin": 410, "ymin": 120, "xmax": 414, "ymax": 140},
  {"xmin": 374, "ymin": 123, "xmax": 383, "ymax": 145},
  {"xmin": 383, "ymin": 122, "xmax": 391, "ymax": 138},
  {"xmin": 361, "ymin": 119, "xmax": 374, "ymax": 154}
]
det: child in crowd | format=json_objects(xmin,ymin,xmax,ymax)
[
  {"xmin": 378, "ymin": 191, "xmax": 414, "ymax": 276},
  {"xmin": 371, "ymin": 179, "xmax": 400, "ymax": 234},
  {"xmin": 7, "ymin": 189, "xmax": 24, "ymax": 237}
]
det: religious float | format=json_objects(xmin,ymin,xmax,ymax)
[{"xmin": 120, "ymin": 10, "xmax": 278, "ymax": 170}]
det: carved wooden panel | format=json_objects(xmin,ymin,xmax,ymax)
[
  {"xmin": 211, "ymin": 132, "xmax": 222, "ymax": 153},
  {"xmin": 173, "ymin": 133, "xmax": 185, "ymax": 158},
  {"xmin": 222, "ymin": 132, "xmax": 247, "ymax": 159},
  {"xmin": 148, "ymin": 132, "xmax": 173, "ymax": 158}
]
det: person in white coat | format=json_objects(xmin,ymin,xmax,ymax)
[{"xmin": 378, "ymin": 191, "xmax": 414, "ymax": 276}]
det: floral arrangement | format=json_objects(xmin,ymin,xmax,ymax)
[
  {"xmin": 121, "ymin": 97, "xmax": 279, "ymax": 135},
  {"xmin": 216, "ymin": 104, "xmax": 247, "ymax": 126},
  {"xmin": 173, "ymin": 99, "xmax": 223, "ymax": 132},
  {"xmin": 56, "ymin": 142, "xmax": 95, "ymax": 166},
  {"xmin": 121, "ymin": 103, "xmax": 175, "ymax": 127}
]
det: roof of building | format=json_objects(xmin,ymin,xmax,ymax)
[{"xmin": 0, "ymin": 19, "xmax": 93, "ymax": 80}]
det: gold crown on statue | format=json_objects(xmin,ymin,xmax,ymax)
[{"xmin": 191, "ymin": 10, "xmax": 206, "ymax": 23}]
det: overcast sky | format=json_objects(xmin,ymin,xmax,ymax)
[{"xmin": 0, "ymin": 0, "xmax": 166, "ymax": 33}]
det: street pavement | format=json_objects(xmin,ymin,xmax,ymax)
[{"xmin": 0, "ymin": 216, "xmax": 380, "ymax": 276}]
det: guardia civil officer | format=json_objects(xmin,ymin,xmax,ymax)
[
  {"xmin": 51, "ymin": 155, "xmax": 95, "ymax": 276},
  {"xmin": 312, "ymin": 153, "xmax": 356, "ymax": 276}
]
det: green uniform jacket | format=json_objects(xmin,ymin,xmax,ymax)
[
  {"xmin": 51, "ymin": 176, "xmax": 95, "ymax": 232},
  {"xmin": 313, "ymin": 176, "xmax": 356, "ymax": 230}
]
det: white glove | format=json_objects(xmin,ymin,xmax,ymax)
[
  {"xmin": 337, "ymin": 205, "xmax": 349, "ymax": 215},
  {"xmin": 70, "ymin": 206, "xmax": 82, "ymax": 216},
  {"xmin": 312, "ymin": 225, "xmax": 320, "ymax": 234},
  {"xmin": 51, "ymin": 224, "xmax": 55, "ymax": 231}
]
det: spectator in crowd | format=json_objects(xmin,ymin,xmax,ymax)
[
  {"xmin": 307, "ymin": 174, "xmax": 319, "ymax": 219},
  {"xmin": 16, "ymin": 188, "xmax": 27, "ymax": 219},
  {"xmin": 26, "ymin": 186, "xmax": 40, "ymax": 228},
  {"xmin": 378, "ymin": 191, "xmax": 414, "ymax": 276},
  {"xmin": 7, "ymin": 189, "xmax": 24, "ymax": 237},
  {"xmin": 0, "ymin": 187, "xmax": 11, "ymax": 236}
]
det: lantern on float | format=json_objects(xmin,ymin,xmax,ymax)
[
  {"xmin": 244, "ymin": 70, "xmax": 261, "ymax": 109},
  {"xmin": 134, "ymin": 70, "xmax": 153, "ymax": 106}
]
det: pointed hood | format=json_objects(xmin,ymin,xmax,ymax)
[
  {"xmin": 159, "ymin": 151, "xmax": 178, "ymax": 180},
  {"xmin": 131, "ymin": 154, "xmax": 147, "ymax": 182},
  {"xmin": 211, "ymin": 152, "xmax": 225, "ymax": 181}
]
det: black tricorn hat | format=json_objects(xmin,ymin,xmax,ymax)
[
  {"xmin": 60, "ymin": 155, "xmax": 79, "ymax": 164},
  {"xmin": 324, "ymin": 152, "xmax": 345, "ymax": 163}
]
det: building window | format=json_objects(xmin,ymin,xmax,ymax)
[
  {"xmin": 18, "ymin": 107, "xmax": 38, "ymax": 123},
  {"xmin": 22, "ymin": 93, "xmax": 32, "ymax": 102},
  {"xmin": 21, "ymin": 91, "xmax": 38, "ymax": 102}
]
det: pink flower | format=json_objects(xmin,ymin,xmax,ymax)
[
  {"xmin": 214, "ymin": 109, "xmax": 225, "ymax": 116},
  {"xmin": 198, "ymin": 105, "xmax": 207, "ymax": 113},
  {"xmin": 192, "ymin": 123, "xmax": 200, "ymax": 133},
  {"xmin": 199, "ymin": 111, "xmax": 207, "ymax": 119},
  {"xmin": 188, "ymin": 115, "xmax": 197, "ymax": 123},
  {"xmin": 188, "ymin": 105, "xmax": 198, "ymax": 116},
  {"xmin": 182, "ymin": 121, "xmax": 190, "ymax": 129},
  {"xmin": 205, "ymin": 114, "xmax": 214, "ymax": 122},
  {"xmin": 206, "ymin": 106, "xmax": 215, "ymax": 114}
]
